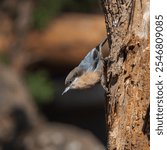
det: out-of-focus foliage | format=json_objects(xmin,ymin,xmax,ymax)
[
  {"xmin": 25, "ymin": 70, "xmax": 55, "ymax": 103},
  {"xmin": 0, "ymin": 54, "xmax": 10, "ymax": 65},
  {"xmin": 33, "ymin": 0, "xmax": 64, "ymax": 29},
  {"xmin": 33, "ymin": 0, "xmax": 100, "ymax": 29}
]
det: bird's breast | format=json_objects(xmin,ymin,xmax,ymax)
[{"xmin": 75, "ymin": 71, "xmax": 101, "ymax": 89}]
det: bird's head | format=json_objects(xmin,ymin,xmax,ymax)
[{"xmin": 62, "ymin": 67, "xmax": 82, "ymax": 95}]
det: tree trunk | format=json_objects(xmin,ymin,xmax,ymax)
[{"xmin": 100, "ymin": 0, "xmax": 150, "ymax": 149}]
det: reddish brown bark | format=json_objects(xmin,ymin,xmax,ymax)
[{"xmin": 101, "ymin": 0, "xmax": 150, "ymax": 149}]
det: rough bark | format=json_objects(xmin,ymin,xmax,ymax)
[{"xmin": 101, "ymin": 0, "xmax": 150, "ymax": 149}]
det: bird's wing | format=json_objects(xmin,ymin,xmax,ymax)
[
  {"xmin": 78, "ymin": 38, "xmax": 107, "ymax": 72},
  {"xmin": 78, "ymin": 48, "xmax": 99, "ymax": 71}
]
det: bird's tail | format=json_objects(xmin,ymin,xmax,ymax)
[{"xmin": 96, "ymin": 37, "xmax": 108, "ymax": 52}]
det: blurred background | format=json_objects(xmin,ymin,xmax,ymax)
[{"xmin": 0, "ymin": 0, "xmax": 106, "ymax": 150}]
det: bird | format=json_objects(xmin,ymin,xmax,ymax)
[{"xmin": 62, "ymin": 38, "xmax": 108, "ymax": 95}]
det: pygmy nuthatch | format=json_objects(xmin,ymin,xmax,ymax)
[{"xmin": 62, "ymin": 38, "xmax": 107, "ymax": 95}]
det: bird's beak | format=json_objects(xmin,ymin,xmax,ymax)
[{"xmin": 62, "ymin": 86, "xmax": 70, "ymax": 95}]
